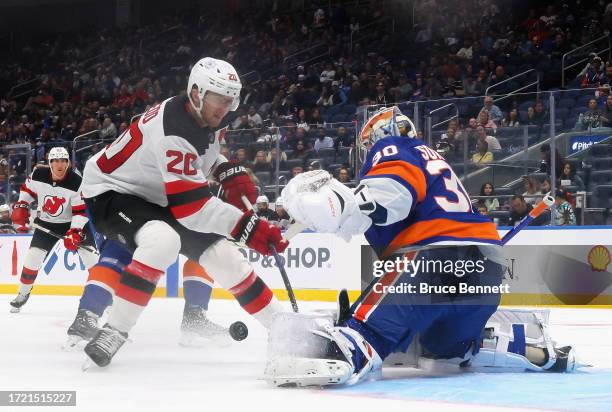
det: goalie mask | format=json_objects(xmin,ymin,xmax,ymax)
[{"xmin": 357, "ymin": 106, "xmax": 416, "ymax": 164}]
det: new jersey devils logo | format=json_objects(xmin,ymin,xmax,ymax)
[{"xmin": 42, "ymin": 195, "xmax": 66, "ymax": 217}]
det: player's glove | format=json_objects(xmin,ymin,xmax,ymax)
[
  {"xmin": 214, "ymin": 161, "xmax": 257, "ymax": 212},
  {"xmin": 231, "ymin": 211, "xmax": 288, "ymax": 256},
  {"xmin": 64, "ymin": 228, "xmax": 84, "ymax": 251},
  {"xmin": 11, "ymin": 201, "xmax": 30, "ymax": 233}
]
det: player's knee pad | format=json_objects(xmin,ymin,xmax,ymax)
[
  {"xmin": 23, "ymin": 247, "xmax": 49, "ymax": 271},
  {"xmin": 79, "ymin": 249, "xmax": 99, "ymax": 269},
  {"xmin": 183, "ymin": 259, "xmax": 214, "ymax": 286},
  {"xmin": 197, "ymin": 238, "xmax": 251, "ymax": 288},
  {"xmin": 133, "ymin": 220, "xmax": 180, "ymax": 271}
]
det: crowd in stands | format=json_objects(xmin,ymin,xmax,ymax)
[{"xmin": 2, "ymin": 0, "xmax": 612, "ymax": 227}]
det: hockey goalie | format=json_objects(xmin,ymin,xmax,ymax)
[{"xmin": 264, "ymin": 106, "xmax": 585, "ymax": 387}]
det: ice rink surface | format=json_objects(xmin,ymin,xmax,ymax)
[{"xmin": 1, "ymin": 295, "xmax": 611, "ymax": 412}]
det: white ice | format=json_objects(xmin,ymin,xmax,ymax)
[{"xmin": 1, "ymin": 295, "xmax": 611, "ymax": 412}]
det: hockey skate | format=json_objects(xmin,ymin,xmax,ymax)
[
  {"xmin": 179, "ymin": 305, "xmax": 232, "ymax": 347},
  {"xmin": 83, "ymin": 323, "xmax": 128, "ymax": 368},
  {"xmin": 9, "ymin": 291, "xmax": 31, "ymax": 313},
  {"xmin": 64, "ymin": 309, "xmax": 100, "ymax": 350}
]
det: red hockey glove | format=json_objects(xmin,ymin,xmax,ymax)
[
  {"xmin": 231, "ymin": 211, "xmax": 289, "ymax": 256},
  {"xmin": 64, "ymin": 228, "xmax": 84, "ymax": 251},
  {"xmin": 11, "ymin": 201, "xmax": 30, "ymax": 231},
  {"xmin": 214, "ymin": 161, "xmax": 257, "ymax": 212}
]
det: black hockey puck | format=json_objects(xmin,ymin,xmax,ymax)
[{"xmin": 229, "ymin": 321, "xmax": 248, "ymax": 341}]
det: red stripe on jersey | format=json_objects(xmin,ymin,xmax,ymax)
[
  {"xmin": 241, "ymin": 287, "xmax": 273, "ymax": 314},
  {"xmin": 164, "ymin": 180, "xmax": 209, "ymax": 195},
  {"xmin": 20, "ymin": 184, "xmax": 37, "ymax": 199},
  {"xmin": 170, "ymin": 197, "xmax": 209, "ymax": 220},
  {"xmin": 72, "ymin": 204, "xmax": 86, "ymax": 215}
]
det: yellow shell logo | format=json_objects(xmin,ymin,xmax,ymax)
[{"xmin": 588, "ymin": 245, "xmax": 611, "ymax": 272}]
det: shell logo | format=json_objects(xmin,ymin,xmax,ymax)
[{"xmin": 588, "ymin": 245, "xmax": 611, "ymax": 272}]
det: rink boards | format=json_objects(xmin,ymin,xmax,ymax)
[{"xmin": 1, "ymin": 227, "xmax": 612, "ymax": 306}]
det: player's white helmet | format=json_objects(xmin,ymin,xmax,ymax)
[
  {"xmin": 187, "ymin": 57, "xmax": 242, "ymax": 116},
  {"xmin": 358, "ymin": 106, "xmax": 416, "ymax": 163},
  {"xmin": 48, "ymin": 147, "xmax": 70, "ymax": 163},
  {"xmin": 0, "ymin": 204, "xmax": 10, "ymax": 214},
  {"xmin": 256, "ymin": 195, "xmax": 269, "ymax": 204}
]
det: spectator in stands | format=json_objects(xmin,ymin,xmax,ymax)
[
  {"xmin": 390, "ymin": 74, "xmax": 413, "ymax": 102},
  {"xmin": 266, "ymin": 147, "xmax": 287, "ymax": 170},
  {"xmin": 295, "ymin": 109, "xmax": 311, "ymax": 131},
  {"xmin": 476, "ymin": 125, "xmax": 501, "ymax": 151},
  {"xmin": 335, "ymin": 126, "xmax": 352, "ymax": 149},
  {"xmin": 558, "ymin": 162, "xmax": 585, "ymax": 190},
  {"xmin": 255, "ymin": 195, "xmax": 278, "ymax": 221},
  {"xmin": 232, "ymin": 114, "xmax": 250, "ymax": 130},
  {"xmin": 480, "ymin": 182, "xmax": 500, "ymax": 212},
  {"xmin": 601, "ymin": 94, "xmax": 612, "ymax": 127},
  {"xmin": 0, "ymin": 204, "xmax": 10, "ymax": 225},
  {"xmin": 522, "ymin": 176, "xmax": 541, "ymax": 205},
  {"xmin": 532, "ymin": 100, "xmax": 548, "ymax": 126},
  {"xmin": 478, "ymin": 96, "xmax": 504, "ymax": 127},
  {"xmin": 474, "ymin": 69, "xmax": 489, "ymax": 96},
  {"xmin": 539, "ymin": 143, "xmax": 565, "ymax": 176},
  {"xmin": 234, "ymin": 148, "xmax": 252, "ymax": 169},
  {"xmin": 540, "ymin": 177, "xmax": 552, "ymax": 195},
  {"xmin": 247, "ymin": 105, "xmax": 263, "ymax": 127},
  {"xmin": 477, "ymin": 110, "xmax": 497, "ymax": 130},
  {"xmin": 525, "ymin": 106, "xmax": 537, "ymax": 125},
  {"xmin": 291, "ymin": 165, "xmax": 304, "ymax": 178},
  {"xmin": 509, "ymin": 195, "xmax": 550, "ymax": 226},
  {"xmin": 554, "ymin": 189, "xmax": 576, "ymax": 226},
  {"xmin": 502, "ymin": 108, "xmax": 520, "ymax": 127},
  {"xmin": 576, "ymin": 99, "xmax": 604, "ymax": 130},
  {"xmin": 293, "ymin": 139, "xmax": 312, "ymax": 162},
  {"xmin": 581, "ymin": 56, "xmax": 605, "ymax": 88},
  {"xmin": 308, "ymin": 108, "xmax": 325, "ymax": 127},
  {"xmin": 337, "ymin": 167, "xmax": 351, "ymax": 184},
  {"xmin": 0, "ymin": 156, "xmax": 9, "ymax": 188},
  {"xmin": 313, "ymin": 128, "xmax": 334, "ymax": 151},
  {"xmin": 489, "ymin": 66, "xmax": 509, "ymax": 90},
  {"xmin": 316, "ymin": 86, "xmax": 334, "ymax": 107},
  {"xmin": 252, "ymin": 150, "xmax": 273, "ymax": 173},
  {"xmin": 373, "ymin": 81, "xmax": 388, "ymax": 106},
  {"xmin": 331, "ymin": 81, "xmax": 348, "ymax": 105},
  {"xmin": 472, "ymin": 140, "xmax": 493, "ymax": 167},
  {"xmin": 320, "ymin": 62, "xmax": 336, "ymax": 83},
  {"xmin": 99, "ymin": 117, "xmax": 117, "ymax": 140},
  {"xmin": 476, "ymin": 201, "xmax": 489, "ymax": 216}
]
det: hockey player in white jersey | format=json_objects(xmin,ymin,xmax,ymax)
[
  {"xmin": 10, "ymin": 147, "xmax": 98, "ymax": 312},
  {"xmin": 80, "ymin": 57, "xmax": 288, "ymax": 367}
]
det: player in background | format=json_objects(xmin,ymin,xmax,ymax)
[
  {"xmin": 80, "ymin": 57, "xmax": 288, "ymax": 367},
  {"xmin": 9, "ymin": 147, "xmax": 98, "ymax": 313},
  {"xmin": 271, "ymin": 107, "xmax": 578, "ymax": 387}
]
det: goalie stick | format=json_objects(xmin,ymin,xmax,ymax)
[{"xmin": 241, "ymin": 196, "xmax": 299, "ymax": 312}]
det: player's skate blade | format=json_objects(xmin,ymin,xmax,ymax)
[
  {"xmin": 84, "ymin": 324, "xmax": 128, "ymax": 367},
  {"xmin": 179, "ymin": 306, "xmax": 232, "ymax": 347},
  {"xmin": 264, "ymin": 357, "xmax": 353, "ymax": 387},
  {"xmin": 64, "ymin": 309, "xmax": 100, "ymax": 351},
  {"xmin": 9, "ymin": 291, "xmax": 31, "ymax": 313}
]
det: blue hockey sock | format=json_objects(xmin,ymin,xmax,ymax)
[{"xmin": 183, "ymin": 280, "xmax": 213, "ymax": 310}]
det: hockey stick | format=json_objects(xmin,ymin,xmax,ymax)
[
  {"xmin": 500, "ymin": 194, "xmax": 554, "ymax": 245},
  {"xmin": 241, "ymin": 196, "xmax": 299, "ymax": 313},
  {"xmin": 31, "ymin": 223, "xmax": 99, "ymax": 255}
]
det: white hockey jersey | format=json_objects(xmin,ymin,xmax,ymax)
[
  {"xmin": 19, "ymin": 166, "xmax": 88, "ymax": 228},
  {"xmin": 82, "ymin": 95, "xmax": 242, "ymax": 237}
]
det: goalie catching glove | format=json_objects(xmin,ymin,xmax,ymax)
[
  {"xmin": 214, "ymin": 161, "xmax": 258, "ymax": 212},
  {"xmin": 281, "ymin": 170, "xmax": 374, "ymax": 241},
  {"xmin": 231, "ymin": 211, "xmax": 288, "ymax": 255}
]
